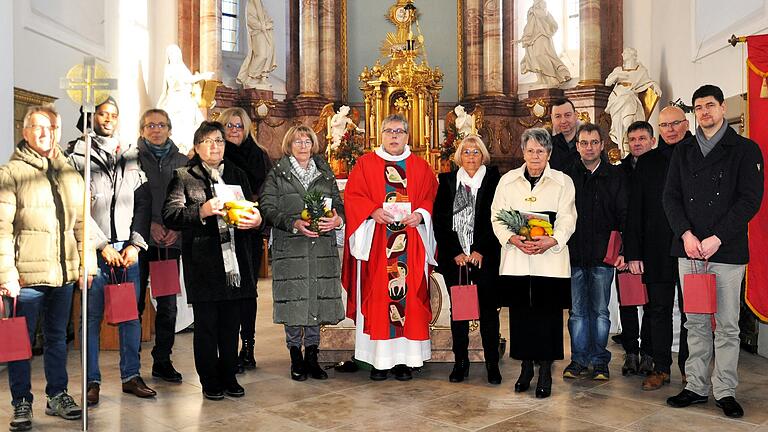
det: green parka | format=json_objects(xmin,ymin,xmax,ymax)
[{"xmin": 261, "ymin": 155, "xmax": 345, "ymax": 326}]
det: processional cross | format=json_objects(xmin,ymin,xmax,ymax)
[{"xmin": 59, "ymin": 56, "xmax": 117, "ymax": 432}]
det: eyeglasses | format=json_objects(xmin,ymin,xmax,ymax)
[
  {"xmin": 382, "ymin": 128, "xmax": 407, "ymax": 136},
  {"xmin": 525, "ymin": 148, "xmax": 547, "ymax": 156},
  {"xmin": 658, "ymin": 119, "xmax": 686, "ymax": 129},
  {"xmin": 201, "ymin": 138, "xmax": 225, "ymax": 146},
  {"xmin": 292, "ymin": 140, "xmax": 313, "ymax": 148},
  {"xmin": 462, "ymin": 149, "xmax": 480, "ymax": 156},
  {"xmin": 577, "ymin": 140, "xmax": 602, "ymax": 147},
  {"xmin": 24, "ymin": 125, "xmax": 53, "ymax": 134},
  {"xmin": 226, "ymin": 122, "xmax": 244, "ymax": 130},
  {"xmin": 144, "ymin": 123, "xmax": 168, "ymax": 130}
]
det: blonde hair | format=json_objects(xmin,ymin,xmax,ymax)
[
  {"xmin": 453, "ymin": 134, "xmax": 491, "ymax": 165},
  {"xmin": 218, "ymin": 107, "xmax": 254, "ymax": 142},
  {"xmin": 281, "ymin": 125, "xmax": 321, "ymax": 156}
]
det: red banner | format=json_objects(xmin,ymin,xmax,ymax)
[{"xmin": 746, "ymin": 34, "xmax": 768, "ymax": 321}]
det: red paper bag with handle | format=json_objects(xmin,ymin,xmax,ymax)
[
  {"xmin": 0, "ymin": 297, "xmax": 33, "ymax": 363},
  {"xmin": 617, "ymin": 272, "xmax": 648, "ymax": 306},
  {"xmin": 603, "ymin": 230, "xmax": 622, "ymax": 265},
  {"xmin": 683, "ymin": 260, "xmax": 717, "ymax": 314},
  {"xmin": 104, "ymin": 269, "xmax": 139, "ymax": 324},
  {"xmin": 450, "ymin": 266, "xmax": 480, "ymax": 321},
  {"xmin": 149, "ymin": 249, "xmax": 181, "ymax": 298}
]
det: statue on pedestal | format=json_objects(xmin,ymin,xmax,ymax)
[
  {"xmin": 237, "ymin": 0, "xmax": 277, "ymax": 90},
  {"xmin": 157, "ymin": 44, "xmax": 213, "ymax": 155},
  {"xmin": 519, "ymin": 0, "xmax": 571, "ymax": 87},
  {"xmin": 453, "ymin": 105, "xmax": 476, "ymax": 137},
  {"xmin": 605, "ymin": 47, "xmax": 661, "ymax": 155}
]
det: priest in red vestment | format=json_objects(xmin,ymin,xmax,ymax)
[{"xmin": 342, "ymin": 114, "xmax": 438, "ymax": 381}]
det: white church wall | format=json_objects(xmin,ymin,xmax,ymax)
[{"xmin": 0, "ymin": 1, "xmax": 14, "ymax": 159}]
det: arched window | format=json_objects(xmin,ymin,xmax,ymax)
[{"xmin": 222, "ymin": 0, "xmax": 240, "ymax": 52}]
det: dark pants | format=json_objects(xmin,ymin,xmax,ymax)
[
  {"xmin": 192, "ymin": 300, "xmax": 241, "ymax": 392},
  {"xmin": 676, "ymin": 282, "xmax": 689, "ymax": 374},
  {"xmin": 449, "ymin": 286, "xmax": 500, "ymax": 365},
  {"xmin": 7, "ymin": 284, "xmax": 74, "ymax": 405},
  {"xmin": 139, "ymin": 246, "xmax": 181, "ymax": 363},
  {"xmin": 239, "ymin": 237, "xmax": 262, "ymax": 343}
]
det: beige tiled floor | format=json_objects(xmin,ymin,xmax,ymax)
[{"xmin": 3, "ymin": 279, "xmax": 768, "ymax": 431}]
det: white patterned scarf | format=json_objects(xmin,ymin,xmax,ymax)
[
  {"xmin": 452, "ymin": 166, "xmax": 485, "ymax": 255},
  {"xmin": 204, "ymin": 162, "xmax": 241, "ymax": 288}
]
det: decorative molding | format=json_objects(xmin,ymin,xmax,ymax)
[
  {"xmin": 341, "ymin": 0, "xmax": 348, "ymax": 101},
  {"xmin": 20, "ymin": 0, "xmax": 110, "ymax": 59},
  {"xmin": 457, "ymin": 0, "xmax": 464, "ymax": 101},
  {"xmin": 690, "ymin": 0, "xmax": 768, "ymax": 61}
]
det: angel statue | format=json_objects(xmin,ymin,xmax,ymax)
[
  {"xmin": 605, "ymin": 47, "xmax": 661, "ymax": 156},
  {"xmin": 453, "ymin": 105, "xmax": 476, "ymax": 137},
  {"xmin": 330, "ymin": 106, "xmax": 359, "ymax": 151}
]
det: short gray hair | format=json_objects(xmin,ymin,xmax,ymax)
[
  {"xmin": 520, "ymin": 128, "xmax": 553, "ymax": 153},
  {"xmin": 381, "ymin": 113, "xmax": 409, "ymax": 133}
]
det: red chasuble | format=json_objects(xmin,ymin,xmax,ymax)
[{"xmin": 342, "ymin": 152, "xmax": 438, "ymax": 341}]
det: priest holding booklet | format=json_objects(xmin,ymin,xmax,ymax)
[{"xmin": 342, "ymin": 114, "xmax": 438, "ymax": 381}]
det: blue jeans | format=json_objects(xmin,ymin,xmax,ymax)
[
  {"xmin": 87, "ymin": 241, "xmax": 142, "ymax": 383},
  {"xmin": 568, "ymin": 266, "xmax": 614, "ymax": 366},
  {"xmin": 7, "ymin": 284, "xmax": 74, "ymax": 406}
]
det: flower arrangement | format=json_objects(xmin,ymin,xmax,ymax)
[
  {"xmin": 440, "ymin": 122, "xmax": 463, "ymax": 161},
  {"xmin": 330, "ymin": 128, "xmax": 365, "ymax": 169}
]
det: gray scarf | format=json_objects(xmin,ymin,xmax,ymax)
[
  {"xmin": 695, "ymin": 121, "xmax": 728, "ymax": 158},
  {"xmin": 205, "ymin": 162, "xmax": 241, "ymax": 288},
  {"xmin": 289, "ymin": 156, "xmax": 320, "ymax": 189},
  {"xmin": 452, "ymin": 183, "xmax": 476, "ymax": 255}
]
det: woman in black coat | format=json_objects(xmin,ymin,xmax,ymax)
[
  {"xmin": 219, "ymin": 107, "xmax": 272, "ymax": 372},
  {"xmin": 162, "ymin": 121, "xmax": 262, "ymax": 400},
  {"xmin": 433, "ymin": 134, "xmax": 502, "ymax": 384}
]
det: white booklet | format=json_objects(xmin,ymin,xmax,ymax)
[
  {"xmin": 519, "ymin": 210, "xmax": 551, "ymax": 223},
  {"xmin": 214, "ymin": 183, "xmax": 246, "ymax": 202}
]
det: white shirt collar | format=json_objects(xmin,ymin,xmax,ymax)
[{"xmin": 375, "ymin": 145, "xmax": 411, "ymax": 162}]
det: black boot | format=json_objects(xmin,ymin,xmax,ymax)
[
  {"xmin": 238, "ymin": 339, "xmax": 256, "ymax": 371},
  {"xmin": 486, "ymin": 362, "xmax": 502, "ymax": 385},
  {"xmin": 535, "ymin": 361, "xmax": 552, "ymax": 398},
  {"xmin": 449, "ymin": 358, "xmax": 470, "ymax": 383},
  {"xmin": 514, "ymin": 360, "xmax": 534, "ymax": 392},
  {"xmin": 289, "ymin": 346, "xmax": 307, "ymax": 381},
  {"xmin": 304, "ymin": 345, "xmax": 328, "ymax": 380}
]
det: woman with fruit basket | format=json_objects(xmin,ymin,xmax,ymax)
[
  {"xmin": 260, "ymin": 125, "xmax": 346, "ymax": 382},
  {"xmin": 163, "ymin": 121, "xmax": 263, "ymax": 400},
  {"xmin": 490, "ymin": 127, "xmax": 577, "ymax": 398}
]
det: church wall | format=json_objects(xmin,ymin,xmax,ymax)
[
  {"xmin": 0, "ymin": 1, "xmax": 14, "ymax": 159},
  {"xmin": 347, "ymin": 0, "xmax": 459, "ymax": 104}
]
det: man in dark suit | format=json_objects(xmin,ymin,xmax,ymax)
[
  {"xmin": 615, "ymin": 121, "xmax": 655, "ymax": 378},
  {"xmin": 548, "ymin": 98, "xmax": 580, "ymax": 171},
  {"xmin": 664, "ymin": 85, "xmax": 764, "ymax": 418},
  {"xmin": 624, "ymin": 107, "xmax": 692, "ymax": 392}
]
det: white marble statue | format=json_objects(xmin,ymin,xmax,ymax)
[
  {"xmin": 519, "ymin": 0, "xmax": 572, "ymax": 87},
  {"xmin": 237, "ymin": 0, "xmax": 277, "ymax": 90},
  {"xmin": 453, "ymin": 105, "xmax": 476, "ymax": 137},
  {"xmin": 330, "ymin": 106, "xmax": 356, "ymax": 150},
  {"xmin": 605, "ymin": 47, "xmax": 661, "ymax": 154},
  {"xmin": 157, "ymin": 44, "xmax": 213, "ymax": 155}
]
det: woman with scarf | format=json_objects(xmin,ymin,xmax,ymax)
[
  {"xmin": 260, "ymin": 125, "xmax": 345, "ymax": 381},
  {"xmin": 162, "ymin": 121, "xmax": 262, "ymax": 400},
  {"xmin": 433, "ymin": 134, "xmax": 502, "ymax": 385},
  {"xmin": 218, "ymin": 107, "xmax": 272, "ymax": 373}
]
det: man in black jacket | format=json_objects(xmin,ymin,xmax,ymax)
[
  {"xmin": 563, "ymin": 123, "xmax": 628, "ymax": 381},
  {"xmin": 625, "ymin": 107, "xmax": 692, "ymax": 392},
  {"xmin": 664, "ymin": 85, "xmax": 764, "ymax": 418},
  {"xmin": 548, "ymin": 98, "xmax": 580, "ymax": 171},
  {"xmin": 615, "ymin": 121, "xmax": 655, "ymax": 378}
]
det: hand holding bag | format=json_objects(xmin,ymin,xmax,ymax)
[
  {"xmin": 0, "ymin": 296, "xmax": 33, "ymax": 363},
  {"xmin": 617, "ymin": 272, "xmax": 648, "ymax": 306},
  {"xmin": 104, "ymin": 268, "xmax": 139, "ymax": 324},
  {"xmin": 450, "ymin": 266, "xmax": 480, "ymax": 321},
  {"xmin": 683, "ymin": 260, "xmax": 717, "ymax": 314},
  {"xmin": 603, "ymin": 230, "xmax": 622, "ymax": 265},
  {"xmin": 149, "ymin": 248, "xmax": 181, "ymax": 298}
]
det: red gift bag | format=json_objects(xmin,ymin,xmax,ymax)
[
  {"xmin": 0, "ymin": 297, "xmax": 33, "ymax": 363},
  {"xmin": 149, "ymin": 249, "xmax": 181, "ymax": 298},
  {"xmin": 450, "ymin": 267, "xmax": 480, "ymax": 321},
  {"xmin": 617, "ymin": 272, "xmax": 648, "ymax": 306},
  {"xmin": 603, "ymin": 230, "xmax": 622, "ymax": 265},
  {"xmin": 683, "ymin": 260, "xmax": 717, "ymax": 314},
  {"xmin": 104, "ymin": 269, "xmax": 139, "ymax": 324}
]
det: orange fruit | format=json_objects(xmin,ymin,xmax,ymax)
[{"xmin": 529, "ymin": 226, "xmax": 546, "ymax": 237}]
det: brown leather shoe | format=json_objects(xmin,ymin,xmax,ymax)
[
  {"xmin": 642, "ymin": 371, "xmax": 670, "ymax": 391},
  {"xmin": 86, "ymin": 382, "xmax": 100, "ymax": 406},
  {"xmin": 122, "ymin": 377, "xmax": 157, "ymax": 398}
]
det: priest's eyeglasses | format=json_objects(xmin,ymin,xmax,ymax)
[
  {"xmin": 144, "ymin": 123, "xmax": 168, "ymax": 130},
  {"xmin": 382, "ymin": 128, "xmax": 407, "ymax": 136},
  {"xmin": 658, "ymin": 119, "xmax": 686, "ymax": 129},
  {"xmin": 226, "ymin": 122, "xmax": 244, "ymax": 129}
]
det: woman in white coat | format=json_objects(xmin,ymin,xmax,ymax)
[{"xmin": 490, "ymin": 128, "xmax": 576, "ymax": 398}]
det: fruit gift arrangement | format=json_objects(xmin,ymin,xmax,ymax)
[
  {"xmin": 223, "ymin": 200, "xmax": 259, "ymax": 226},
  {"xmin": 301, "ymin": 190, "xmax": 333, "ymax": 232},
  {"xmin": 495, "ymin": 209, "xmax": 553, "ymax": 240}
]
